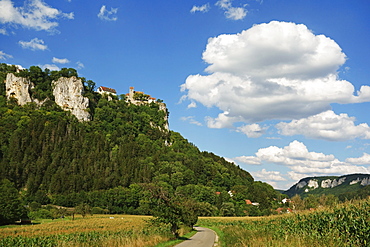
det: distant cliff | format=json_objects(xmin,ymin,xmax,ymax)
[
  {"xmin": 5, "ymin": 73, "xmax": 90, "ymax": 122},
  {"xmin": 284, "ymin": 173, "xmax": 370, "ymax": 197}
]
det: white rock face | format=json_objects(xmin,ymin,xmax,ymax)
[
  {"xmin": 5, "ymin": 73, "xmax": 33, "ymax": 105},
  {"xmin": 296, "ymin": 181, "xmax": 307, "ymax": 189},
  {"xmin": 350, "ymin": 178, "xmax": 361, "ymax": 185},
  {"xmin": 361, "ymin": 177, "xmax": 370, "ymax": 186},
  {"xmin": 53, "ymin": 76, "xmax": 90, "ymax": 122},
  {"xmin": 307, "ymin": 180, "xmax": 319, "ymax": 189},
  {"xmin": 337, "ymin": 177, "xmax": 346, "ymax": 186},
  {"xmin": 159, "ymin": 103, "xmax": 169, "ymax": 131},
  {"xmin": 321, "ymin": 179, "xmax": 332, "ymax": 188}
]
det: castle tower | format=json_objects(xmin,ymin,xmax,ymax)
[{"xmin": 129, "ymin": 86, "xmax": 134, "ymax": 100}]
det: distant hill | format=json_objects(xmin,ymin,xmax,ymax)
[{"xmin": 284, "ymin": 174, "xmax": 370, "ymax": 198}]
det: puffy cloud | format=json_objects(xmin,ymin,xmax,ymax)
[
  {"xmin": 233, "ymin": 155, "xmax": 261, "ymax": 165},
  {"xmin": 203, "ymin": 22, "xmax": 345, "ymax": 78},
  {"xmin": 205, "ymin": 111, "xmax": 240, "ymax": 128},
  {"xmin": 181, "ymin": 21, "xmax": 370, "ymax": 127},
  {"xmin": 190, "ymin": 3, "xmax": 210, "ymax": 13},
  {"xmin": 0, "ymin": 0, "xmax": 73, "ymax": 32},
  {"xmin": 252, "ymin": 169, "xmax": 286, "ymax": 181},
  {"xmin": 52, "ymin": 57, "xmax": 69, "ymax": 64},
  {"xmin": 0, "ymin": 50, "xmax": 12, "ymax": 60},
  {"xmin": 287, "ymin": 171, "xmax": 309, "ymax": 181},
  {"xmin": 19, "ymin": 38, "xmax": 47, "ymax": 50},
  {"xmin": 98, "ymin": 5, "xmax": 118, "ymax": 21},
  {"xmin": 216, "ymin": 0, "xmax": 247, "ymax": 20},
  {"xmin": 180, "ymin": 116, "xmax": 203, "ymax": 126},
  {"xmin": 187, "ymin": 101, "xmax": 197, "ymax": 109},
  {"xmin": 276, "ymin": 110, "xmax": 370, "ymax": 141},
  {"xmin": 237, "ymin": 123, "xmax": 267, "ymax": 138},
  {"xmin": 346, "ymin": 153, "xmax": 370, "ymax": 165},
  {"xmin": 234, "ymin": 140, "xmax": 370, "ymax": 175}
]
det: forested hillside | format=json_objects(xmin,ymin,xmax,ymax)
[
  {"xmin": 284, "ymin": 174, "xmax": 370, "ymax": 202},
  {"xmin": 0, "ymin": 64, "xmax": 279, "ymax": 219}
]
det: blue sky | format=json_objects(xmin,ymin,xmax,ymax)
[{"xmin": 1, "ymin": 0, "xmax": 370, "ymax": 190}]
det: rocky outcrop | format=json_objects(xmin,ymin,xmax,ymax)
[
  {"xmin": 159, "ymin": 103, "xmax": 169, "ymax": 131},
  {"xmin": 5, "ymin": 73, "xmax": 90, "ymax": 122},
  {"xmin": 285, "ymin": 174, "xmax": 370, "ymax": 197},
  {"xmin": 322, "ymin": 177, "xmax": 346, "ymax": 188},
  {"xmin": 360, "ymin": 177, "xmax": 370, "ymax": 186},
  {"xmin": 53, "ymin": 76, "xmax": 90, "ymax": 122},
  {"xmin": 296, "ymin": 181, "xmax": 307, "ymax": 189},
  {"xmin": 307, "ymin": 180, "xmax": 319, "ymax": 189},
  {"xmin": 5, "ymin": 73, "xmax": 33, "ymax": 105}
]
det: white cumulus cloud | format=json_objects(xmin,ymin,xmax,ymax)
[
  {"xmin": 19, "ymin": 38, "xmax": 47, "ymax": 50},
  {"xmin": 181, "ymin": 21, "xmax": 370, "ymax": 128},
  {"xmin": 276, "ymin": 110, "xmax": 370, "ymax": 141},
  {"xmin": 234, "ymin": 140, "xmax": 370, "ymax": 175},
  {"xmin": 98, "ymin": 5, "xmax": 118, "ymax": 21},
  {"xmin": 0, "ymin": 0, "xmax": 73, "ymax": 32},
  {"xmin": 346, "ymin": 153, "xmax": 370, "ymax": 165},
  {"xmin": 52, "ymin": 57, "xmax": 69, "ymax": 64},
  {"xmin": 252, "ymin": 169, "xmax": 286, "ymax": 181},
  {"xmin": 237, "ymin": 123, "xmax": 267, "ymax": 138},
  {"xmin": 233, "ymin": 155, "xmax": 261, "ymax": 165},
  {"xmin": 190, "ymin": 3, "xmax": 210, "ymax": 13}
]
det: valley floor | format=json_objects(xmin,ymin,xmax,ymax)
[{"xmin": 1, "ymin": 199, "xmax": 369, "ymax": 247}]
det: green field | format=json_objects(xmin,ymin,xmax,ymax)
[
  {"xmin": 199, "ymin": 199, "xmax": 370, "ymax": 247},
  {"xmin": 1, "ymin": 199, "xmax": 369, "ymax": 246}
]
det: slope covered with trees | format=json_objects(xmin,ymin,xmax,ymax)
[{"xmin": 0, "ymin": 64, "xmax": 280, "ymax": 224}]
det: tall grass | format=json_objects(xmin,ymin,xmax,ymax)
[
  {"xmin": 0, "ymin": 215, "xmax": 172, "ymax": 247},
  {"xmin": 199, "ymin": 199, "xmax": 370, "ymax": 247}
]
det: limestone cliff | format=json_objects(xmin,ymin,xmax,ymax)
[
  {"xmin": 284, "ymin": 173, "xmax": 370, "ymax": 197},
  {"xmin": 5, "ymin": 73, "xmax": 33, "ymax": 105},
  {"xmin": 5, "ymin": 73, "xmax": 91, "ymax": 122},
  {"xmin": 53, "ymin": 76, "xmax": 91, "ymax": 122}
]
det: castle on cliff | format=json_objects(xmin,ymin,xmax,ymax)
[{"xmin": 125, "ymin": 87, "xmax": 157, "ymax": 104}]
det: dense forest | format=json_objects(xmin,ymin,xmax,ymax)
[{"xmin": 0, "ymin": 64, "xmax": 282, "ymax": 224}]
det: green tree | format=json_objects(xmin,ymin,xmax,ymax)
[
  {"xmin": 147, "ymin": 183, "xmax": 199, "ymax": 238},
  {"xmin": 0, "ymin": 179, "xmax": 27, "ymax": 225},
  {"xmin": 304, "ymin": 194, "xmax": 318, "ymax": 209},
  {"xmin": 75, "ymin": 203, "xmax": 92, "ymax": 218},
  {"xmin": 291, "ymin": 194, "xmax": 304, "ymax": 210}
]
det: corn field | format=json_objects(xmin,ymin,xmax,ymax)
[
  {"xmin": 199, "ymin": 199, "xmax": 370, "ymax": 247},
  {"xmin": 0, "ymin": 215, "xmax": 171, "ymax": 247}
]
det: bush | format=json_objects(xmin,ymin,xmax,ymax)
[
  {"xmin": 91, "ymin": 207, "xmax": 108, "ymax": 214},
  {"xmin": 28, "ymin": 209, "xmax": 53, "ymax": 220}
]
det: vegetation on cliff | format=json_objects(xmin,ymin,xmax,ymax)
[{"xmin": 0, "ymin": 64, "xmax": 282, "ymax": 225}]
